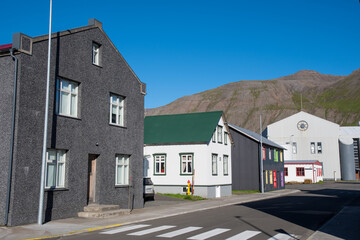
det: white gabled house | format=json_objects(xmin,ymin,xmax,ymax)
[
  {"xmin": 144, "ymin": 111, "xmax": 232, "ymax": 198},
  {"xmin": 285, "ymin": 160, "xmax": 323, "ymax": 183}
]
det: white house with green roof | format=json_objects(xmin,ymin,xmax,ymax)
[{"xmin": 144, "ymin": 111, "xmax": 232, "ymax": 198}]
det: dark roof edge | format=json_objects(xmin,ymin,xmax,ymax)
[{"xmin": 145, "ymin": 141, "xmax": 208, "ymax": 146}]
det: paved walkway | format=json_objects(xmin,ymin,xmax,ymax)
[{"xmin": 0, "ymin": 190, "xmax": 297, "ymax": 240}]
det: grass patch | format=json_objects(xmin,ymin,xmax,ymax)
[
  {"xmin": 158, "ymin": 193, "xmax": 206, "ymax": 201},
  {"xmin": 232, "ymin": 190, "xmax": 259, "ymax": 194}
]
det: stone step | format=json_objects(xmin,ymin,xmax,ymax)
[
  {"xmin": 83, "ymin": 204, "xmax": 120, "ymax": 212},
  {"xmin": 78, "ymin": 204, "xmax": 131, "ymax": 218},
  {"xmin": 78, "ymin": 209, "xmax": 131, "ymax": 218}
]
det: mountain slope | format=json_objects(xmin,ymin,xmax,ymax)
[{"xmin": 146, "ymin": 69, "xmax": 360, "ymax": 132}]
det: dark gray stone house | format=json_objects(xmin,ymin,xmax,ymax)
[
  {"xmin": 228, "ymin": 124, "xmax": 285, "ymax": 192},
  {"xmin": 0, "ymin": 19, "xmax": 146, "ymax": 226}
]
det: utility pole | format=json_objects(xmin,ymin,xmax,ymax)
[
  {"xmin": 38, "ymin": 0, "xmax": 52, "ymax": 225},
  {"xmin": 259, "ymin": 114, "xmax": 264, "ymax": 193}
]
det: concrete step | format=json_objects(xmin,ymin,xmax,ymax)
[{"xmin": 78, "ymin": 204, "xmax": 131, "ymax": 218}]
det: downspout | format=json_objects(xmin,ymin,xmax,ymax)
[{"xmin": 5, "ymin": 48, "xmax": 18, "ymax": 225}]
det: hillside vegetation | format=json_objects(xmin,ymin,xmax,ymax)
[{"xmin": 146, "ymin": 69, "xmax": 360, "ymax": 132}]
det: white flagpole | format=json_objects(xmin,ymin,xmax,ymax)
[{"xmin": 38, "ymin": 0, "xmax": 52, "ymax": 225}]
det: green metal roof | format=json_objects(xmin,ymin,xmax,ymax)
[{"xmin": 144, "ymin": 111, "xmax": 223, "ymax": 145}]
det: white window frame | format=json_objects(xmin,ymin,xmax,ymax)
[
  {"xmin": 292, "ymin": 142, "xmax": 297, "ymax": 154},
  {"xmin": 223, "ymin": 155, "xmax": 229, "ymax": 175},
  {"xmin": 45, "ymin": 149, "xmax": 66, "ymax": 189},
  {"xmin": 310, "ymin": 142, "xmax": 316, "ymax": 154},
  {"xmin": 224, "ymin": 132, "xmax": 228, "ymax": 145},
  {"xmin": 217, "ymin": 126, "xmax": 223, "ymax": 143},
  {"xmin": 212, "ymin": 129, "xmax": 216, "ymax": 142},
  {"xmin": 180, "ymin": 153, "xmax": 193, "ymax": 175},
  {"xmin": 92, "ymin": 42, "xmax": 100, "ymax": 65},
  {"xmin": 154, "ymin": 154, "xmax": 166, "ymax": 175},
  {"xmin": 110, "ymin": 94, "xmax": 125, "ymax": 126},
  {"xmin": 115, "ymin": 154, "xmax": 130, "ymax": 185},
  {"xmin": 56, "ymin": 79, "xmax": 78, "ymax": 117},
  {"xmin": 212, "ymin": 154, "xmax": 218, "ymax": 175},
  {"xmin": 317, "ymin": 142, "xmax": 322, "ymax": 154}
]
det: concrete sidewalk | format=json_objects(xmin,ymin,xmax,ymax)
[{"xmin": 0, "ymin": 189, "xmax": 297, "ymax": 240}]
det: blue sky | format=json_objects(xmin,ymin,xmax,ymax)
[{"xmin": 1, "ymin": 1, "xmax": 360, "ymax": 108}]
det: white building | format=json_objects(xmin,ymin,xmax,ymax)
[
  {"xmin": 144, "ymin": 111, "xmax": 232, "ymax": 198},
  {"xmin": 339, "ymin": 127, "xmax": 360, "ymax": 180},
  {"xmin": 264, "ymin": 111, "xmax": 341, "ymax": 180},
  {"xmin": 285, "ymin": 160, "xmax": 323, "ymax": 183}
]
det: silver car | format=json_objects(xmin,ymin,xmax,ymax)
[{"xmin": 143, "ymin": 177, "xmax": 155, "ymax": 201}]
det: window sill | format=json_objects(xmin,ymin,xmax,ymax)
[
  {"xmin": 109, "ymin": 123, "xmax": 127, "ymax": 129},
  {"xmin": 115, "ymin": 184, "xmax": 130, "ymax": 188},
  {"xmin": 45, "ymin": 187, "xmax": 69, "ymax": 192},
  {"xmin": 57, "ymin": 114, "xmax": 81, "ymax": 121}
]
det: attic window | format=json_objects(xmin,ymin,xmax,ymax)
[{"xmin": 92, "ymin": 42, "xmax": 101, "ymax": 65}]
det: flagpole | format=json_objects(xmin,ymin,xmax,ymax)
[{"xmin": 38, "ymin": 0, "xmax": 52, "ymax": 225}]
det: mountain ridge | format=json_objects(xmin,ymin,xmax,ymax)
[{"xmin": 146, "ymin": 69, "xmax": 360, "ymax": 132}]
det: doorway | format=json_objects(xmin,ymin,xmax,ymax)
[{"xmin": 88, "ymin": 154, "xmax": 98, "ymax": 204}]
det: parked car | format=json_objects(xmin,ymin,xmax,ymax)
[{"xmin": 143, "ymin": 177, "xmax": 155, "ymax": 201}]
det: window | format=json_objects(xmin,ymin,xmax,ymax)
[
  {"xmin": 317, "ymin": 142, "xmax": 322, "ymax": 154},
  {"xmin": 274, "ymin": 149, "xmax": 278, "ymax": 162},
  {"xmin": 262, "ymin": 147, "xmax": 266, "ymax": 160},
  {"xmin": 212, "ymin": 129, "xmax": 216, "ymax": 142},
  {"xmin": 212, "ymin": 154, "xmax": 218, "ymax": 175},
  {"xmin": 296, "ymin": 167, "xmax": 305, "ymax": 176},
  {"xmin": 284, "ymin": 167, "xmax": 288, "ymax": 176},
  {"xmin": 217, "ymin": 126, "xmax": 223, "ymax": 143},
  {"xmin": 116, "ymin": 155, "xmax": 129, "ymax": 185},
  {"xmin": 280, "ymin": 151, "xmax": 283, "ymax": 162},
  {"xmin": 269, "ymin": 148, "xmax": 272, "ymax": 160},
  {"xmin": 56, "ymin": 79, "xmax": 78, "ymax": 117},
  {"xmin": 310, "ymin": 142, "xmax": 316, "ymax": 154},
  {"xmin": 46, "ymin": 149, "xmax": 66, "ymax": 188},
  {"xmin": 223, "ymin": 155, "xmax": 229, "ymax": 175},
  {"xmin": 154, "ymin": 154, "xmax": 166, "ymax": 175},
  {"xmin": 224, "ymin": 132, "xmax": 228, "ymax": 145},
  {"xmin": 92, "ymin": 42, "xmax": 100, "ymax": 65},
  {"xmin": 265, "ymin": 170, "xmax": 268, "ymax": 184},
  {"xmin": 269, "ymin": 171, "xmax": 273, "ymax": 184},
  {"xmin": 110, "ymin": 94, "xmax": 125, "ymax": 126},
  {"xmin": 292, "ymin": 142, "xmax": 297, "ymax": 154},
  {"xmin": 180, "ymin": 153, "xmax": 193, "ymax": 175}
]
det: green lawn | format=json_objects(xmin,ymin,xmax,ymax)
[{"xmin": 158, "ymin": 193, "xmax": 206, "ymax": 201}]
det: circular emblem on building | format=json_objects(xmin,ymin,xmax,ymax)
[{"xmin": 297, "ymin": 120, "xmax": 308, "ymax": 131}]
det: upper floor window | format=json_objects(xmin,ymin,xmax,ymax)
[
  {"xmin": 217, "ymin": 126, "xmax": 223, "ymax": 143},
  {"xmin": 292, "ymin": 142, "xmax": 297, "ymax": 154},
  {"xmin": 269, "ymin": 148, "xmax": 272, "ymax": 160},
  {"xmin": 212, "ymin": 129, "xmax": 216, "ymax": 142},
  {"xmin": 262, "ymin": 147, "xmax": 266, "ymax": 160},
  {"xmin": 224, "ymin": 132, "xmax": 228, "ymax": 145},
  {"xmin": 46, "ymin": 149, "xmax": 66, "ymax": 188},
  {"xmin": 317, "ymin": 142, "xmax": 322, "ymax": 154},
  {"xmin": 310, "ymin": 142, "xmax": 316, "ymax": 154},
  {"xmin": 180, "ymin": 153, "xmax": 193, "ymax": 175},
  {"xmin": 274, "ymin": 149, "xmax": 278, "ymax": 162},
  {"xmin": 115, "ymin": 154, "xmax": 129, "ymax": 185},
  {"xmin": 92, "ymin": 42, "xmax": 101, "ymax": 65},
  {"xmin": 56, "ymin": 78, "xmax": 78, "ymax": 118},
  {"xmin": 110, "ymin": 94, "xmax": 124, "ymax": 126}
]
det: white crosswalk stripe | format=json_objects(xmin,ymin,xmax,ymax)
[
  {"xmin": 128, "ymin": 225, "xmax": 176, "ymax": 236},
  {"xmin": 268, "ymin": 233, "xmax": 297, "ymax": 240},
  {"xmin": 100, "ymin": 224, "xmax": 150, "ymax": 234},
  {"xmin": 225, "ymin": 230, "xmax": 261, "ymax": 240},
  {"xmin": 157, "ymin": 226, "xmax": 203, "ymax": 238},
  {"xmin": 187, "ymin": 228, "xmax": 231, "ymax": 240}
]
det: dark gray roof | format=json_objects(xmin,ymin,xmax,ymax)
[{"xmin": 228, "ymin": 123, "xmax": 285, "ymax": 150}]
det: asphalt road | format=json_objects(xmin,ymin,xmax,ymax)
[{"xmin": 59, "ymin": 182, "xmax": 360, "ymax": 240}]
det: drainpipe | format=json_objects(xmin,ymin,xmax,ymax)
[{"xmin": 5, "ymin": 48, "xmax": 18, "ymax": 226}]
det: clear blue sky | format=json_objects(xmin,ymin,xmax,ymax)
[{"xmin": 1, "ymin": 1, "xmax": 360, "ymax": 108}]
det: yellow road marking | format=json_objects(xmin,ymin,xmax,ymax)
[{"xmin": 20, "ymin": 222, "xmax": 128, "ymax": 240}]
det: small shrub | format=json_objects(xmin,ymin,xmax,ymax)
[{"xmin": 304, "ymin": 179, "xmax": 313, "ymax": 184}]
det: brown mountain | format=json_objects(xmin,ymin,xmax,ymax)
[{"xmin": 146, "ymin": 69, "xmax": 360, "ymax": 132}]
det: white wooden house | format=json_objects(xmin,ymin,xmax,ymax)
[
  {"xmin": 284, "ymin": 160, "xmax": 323, "ymax": 183},
  {"xmin": 144, "ymin": 111, "xmax": 232, "ymax": 198}
]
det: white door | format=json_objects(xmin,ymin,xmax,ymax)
[{"xmin": 216, "ymin": 186, "xmax": 221, "ymax": 198}]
